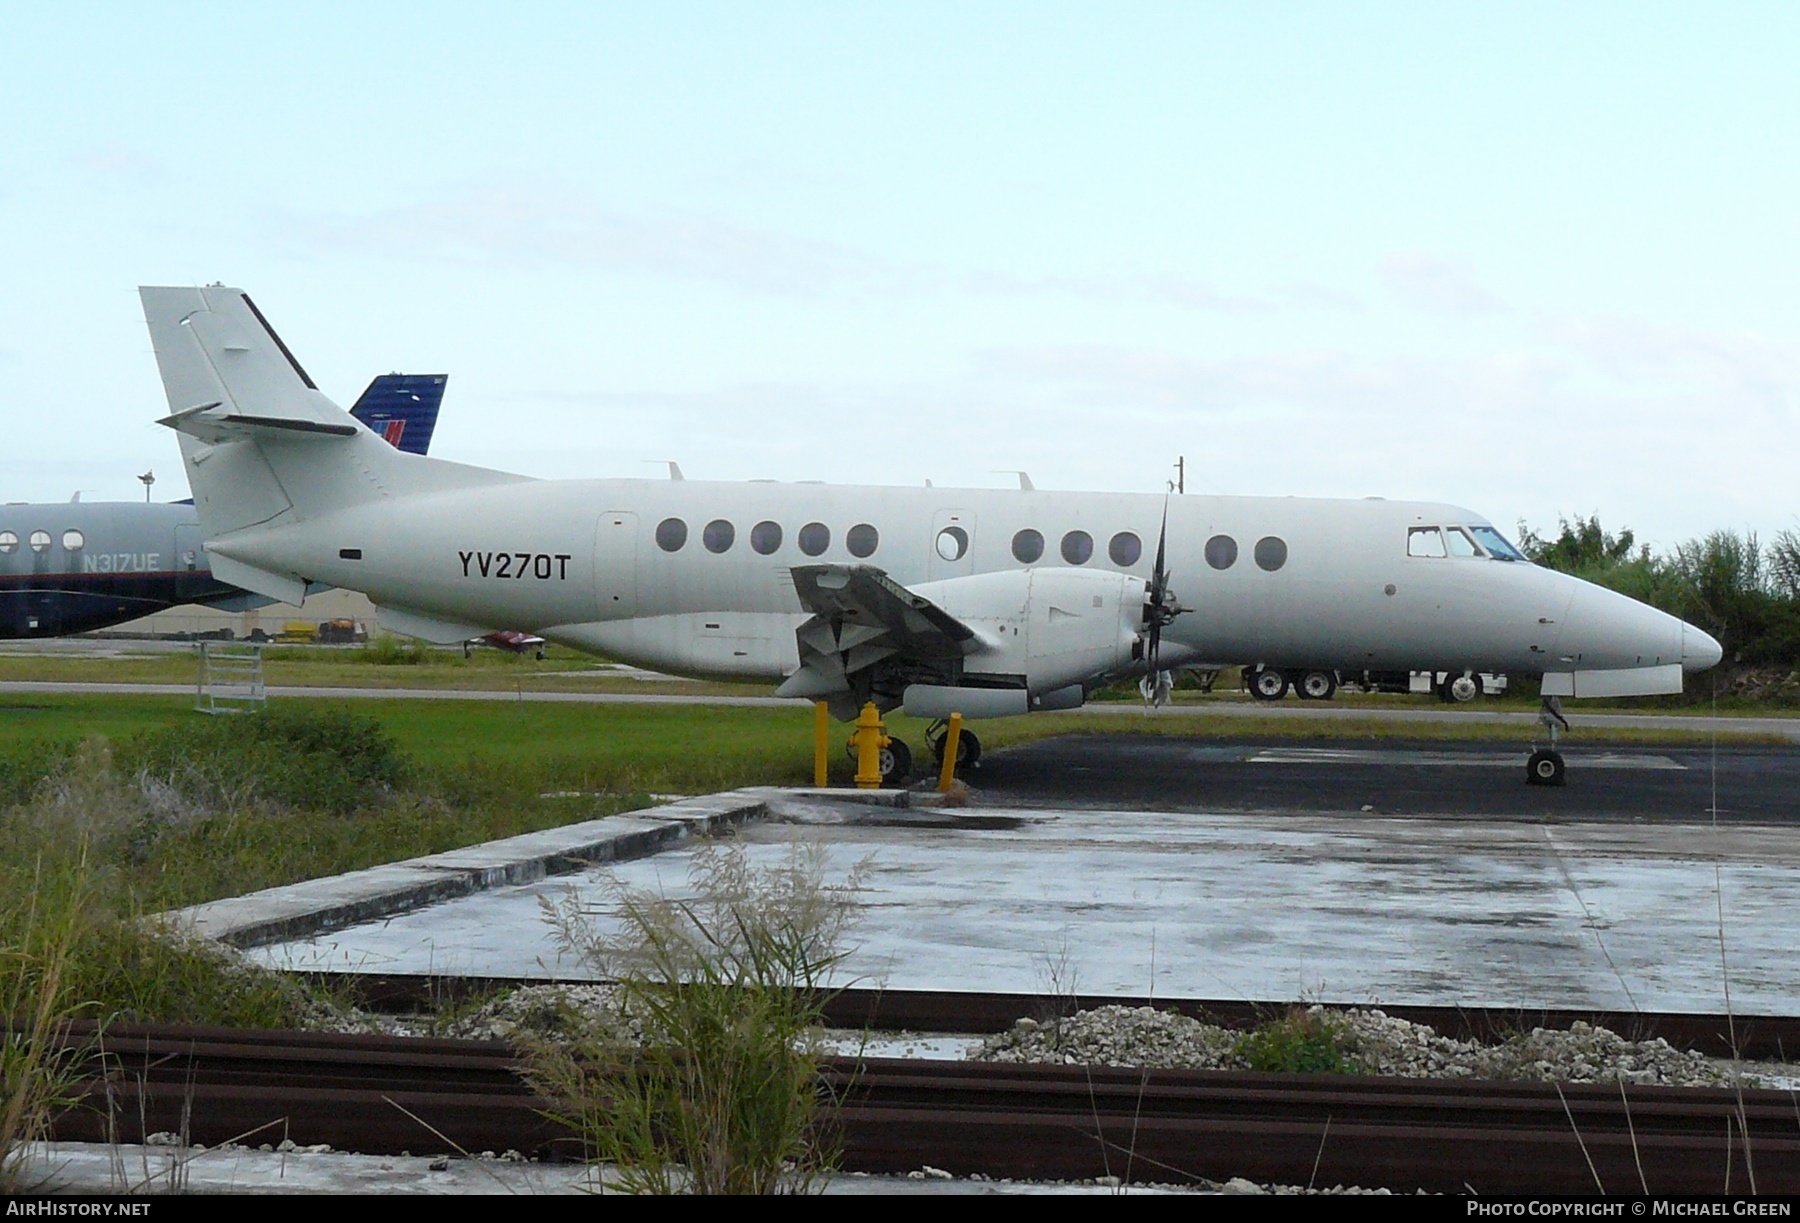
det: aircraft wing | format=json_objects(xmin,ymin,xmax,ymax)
[{"xmin": 775, "ymin": 564, "xmax": 975, "ymax": 709}]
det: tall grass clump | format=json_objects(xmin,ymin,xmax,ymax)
[
  {"xmin": 532, "ymin": 844, "xmax": 861, "ymax": 1194},
  {"xmin": 0, "ymin": 739, "xmax": 318, "ymax": 1030},
  {"xmin": 0, "ymin": 850, "xmax": 96, "ymax": 1192},
  {"xmin": 119, "ymin": 705, "xmax": 411, "ymax": 815}
]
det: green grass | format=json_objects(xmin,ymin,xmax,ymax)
[{"xmin": 0, "ymin": 642, "xmax": 768, "ymax": 695}]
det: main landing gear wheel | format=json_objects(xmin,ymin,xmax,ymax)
[
  {"xmin": 1296, "ymin": 670, "xmax": 1337, "ymax": 701},
  {"xmin": 879, "ymin": 738, "xmax": 912, "ymax": 787},
  {"xmin": 1526, "ymin": 748, "xmax": 1565, "ymax": 787},
  {"xmin": 1441, "ymin": 672, "xmax": 1482, "ymax": 703},
  {"xmin": 1248, "ymin": 667, "xmax": 1291, "ymax": 701},
  {"xmin": 928, "ymin": 726, "xmax": 981, "ymax": 768}
]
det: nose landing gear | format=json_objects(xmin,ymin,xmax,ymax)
[{"xmin": 1527, "ymin": 697, "xmax": 1569, "ymax": 786}]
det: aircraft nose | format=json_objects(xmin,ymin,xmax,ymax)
[{"xmin": 1682, "ymin": 623, "xmax": 1724, "ymax": 673}]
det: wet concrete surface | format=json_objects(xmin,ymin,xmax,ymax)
[{"xmin": 966, "ymin": 734, "xmax": 1800, "ymax": 824}]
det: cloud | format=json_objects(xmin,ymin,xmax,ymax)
[
  {"xmin": 275, "ymin": 189, "xmax": 897, "ymax": 297},
  {"xmin": 975, "ymin": 343, "xmax": 1567, "ymax": 420},
  {"xmin": 1548, "ymin": 315, "xmax": 1800, "ymax": 416},
  {"xmin": 1380, "ymin": 251, "xmax": 1506, "ymax": 317},
  {"xmin": 966, "ymin": 270, "xmax": 1273, "ymax": 314},
  {"xmin": 67, "ymin": 146, "xmax": 164, "ymax": 188}
]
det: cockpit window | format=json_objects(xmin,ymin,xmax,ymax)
[
  {"xmin": 1445, "ymin": 527, "xmax": 1479, "ymax": 558},
  {"xmin": 1406, "ymin": 527, "xmax": 1446, "ymax": 558},
  {"xmin": 1468, "ymin": 525, "xmax": 1524, "ymax": 561}
]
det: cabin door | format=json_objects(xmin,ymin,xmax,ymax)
[{"xmin": 594, "ymin": 511, "xmax": 639, "ymax": 619}]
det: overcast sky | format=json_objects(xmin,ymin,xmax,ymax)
[{"xmin": 2, "ymin": 3, "xmax": 1796, "ymax": 551}]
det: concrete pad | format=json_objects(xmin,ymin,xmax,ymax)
[
  {"xmin": 168, "ymin": 790, "xmax": 769, "ymax": 948},
  {"xmin": 17, "ymin": 1143, "xmax": 1193, "ymax": 1195},
  {"xmin": 252, "ymin": 802, "xmax": 1800, "ymax": 1015}
]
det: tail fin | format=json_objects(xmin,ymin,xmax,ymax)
[
  {"xmin": 140, "ymin": 286, "xmax": 515, "ymax": 602},
  {"xmin": 349, "ymin": 374, "xmax": 447, "ymax": 456}
]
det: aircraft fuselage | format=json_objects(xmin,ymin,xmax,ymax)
[{"xmin": 207, "ymin": 478, "xmax": 1720, "ymax": 687}]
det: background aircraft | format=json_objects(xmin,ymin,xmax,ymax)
[
  {"xmin": 0, "ymin": 374, "xmax": 445, "ymax": 638},
  {"xmin": 140, "ymin": 286, "xmax": 1723, "ymax": 785}
]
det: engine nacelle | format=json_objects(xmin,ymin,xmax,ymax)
[{"xmin": 908, "ymin": 567, "xmax": 1146, "ymax": 703}]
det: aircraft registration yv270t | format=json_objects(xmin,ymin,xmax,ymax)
[{"xmin": 139, "ymin": 285, "xmax": 1724, "ymax": 787}]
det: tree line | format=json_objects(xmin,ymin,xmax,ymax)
[{"xmin": 1516, "ymin": 516, "xmax": 1800, "ymax": 668}]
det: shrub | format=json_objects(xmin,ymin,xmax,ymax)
[
  {"xmin": 1237, "ymin": 1007, "xmax": 1352, "ymax": 1074},
  {"xmin": 119, "ymin": 705, "xmax": 412, "ymax": 815},
  {"xmin": 530, "ymin": 844, "xmax": 860, "ymax": 1194}
]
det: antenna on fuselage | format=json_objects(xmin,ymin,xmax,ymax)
[
  {"xmin": 644, "ymin": 461, "xmax": 684, "ymax": 481},
  {"xmin": 992, "ymin": 470, "xmax": 1035, "ymax": 491}
]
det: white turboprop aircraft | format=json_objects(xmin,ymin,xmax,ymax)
[{"xmin": 140, "ymin": 285, "xmax": 1723, "ymax": 786}]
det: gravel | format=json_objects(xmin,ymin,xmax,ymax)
[{"xmin": 974, "ymin": 1004, "xmax": 1746, "ymax": 1088}]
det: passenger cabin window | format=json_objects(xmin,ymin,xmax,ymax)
[
  {"xmin": 0, "ymin": 531, "xmax": 15, "ymax": 554},
  {"xmin": 28, "ymin": 531, "xmax": 49, "ymax": 554},
  {"xmin": 935, "ymin": 526, "xmax": 969, "ymax": 562},
  {"xmin": 798, "ymin": 522, "xmax": 830, "ymax": 556},
  {"xmin": 847, "ymin": 523, "xmax": 879, "ymax": 558},
  {"xmin": 1407, "ymin": 527, "xmax": 1447, "ymax": 558},
  {"xmin": 1011, "ymin": 529, "xmax": 1044, "ymax": 563},
  {"xmin": 62, "ymin": 530, "xmax": 84, "ymax": 551},
  {"xmin": 1254, "ymin": 536, "xmax": 1288, "ymax": 571},
  {"xmin": 1204, "ymin": 534, "xmax": 1238, "ymax": 570},
  {"xmin": 1445, "ymin": 527, "xmax": 1479, "ymax": 558},
  {"xmin": 655, "ymin": 518, "xmax": 688, "ymax": 552},
  {"xmin": 703, "ymin": 519, "xmax": 735, "ymax": 554},
  {"xmin": 1060, "ymin": 530, "xmax": 1092, "ymax": 565},
  {"xmin": 750, "ymin": 520, "xmax": 782, "ymax": 555},
  {"xmin": 1468, "ymin": 525, "xmax": 1525, "ymax": 561},
  {"xmin": 1109, "ymin": 531, "xmax": 1142, "ymax": 566}
]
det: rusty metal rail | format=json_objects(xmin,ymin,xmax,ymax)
[
  {"xmin": 306, "ymin": 973, "xmax": 1800, "ymax": 1061},
  {"xmin": 42, "ymin": 1020, "xmax": 1800, "ymax": 1193}
]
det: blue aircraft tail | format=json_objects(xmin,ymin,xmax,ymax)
[{"xmin": 348, "ymin": 374, "xmax": 447, "ymax": 456}]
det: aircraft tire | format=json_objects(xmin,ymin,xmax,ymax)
[
  {"xmin": 929, "ymin": 729, "xmax": 981, "ymax": 767},
  {"xmin": 1526, "ymin": 748, "xmax": 1565, "ymax": 787},
  {"xmin": 881, "ymin": 739, "xmax": 912, "ymax": 787},
  {"xmin": 1444, "ymin": 672, "xmax": 1482, "ymax": 703},
  {"xmin": 1248, "ymin": 667, "xmax": 1290, "ymax": 701},
  {"xmin": 1295, "ymin": 669, "xmax": 1337, "ymax": 701}
]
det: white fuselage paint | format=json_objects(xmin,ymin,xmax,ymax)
[{"xmin": 206, "ymin": 477, "xmax": 1720, "ymax": 686}]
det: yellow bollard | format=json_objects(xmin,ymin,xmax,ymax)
[
  {"xmin": 852, "ymin": 701, "xmax": 887, "ymax": 789},
  {"xmin": 937, "ymin": 712, "xmax": 963, "ymax": 792},
  {"xmin": 813, "ymin": 700, "xmax": 830, "ymax": 788}
]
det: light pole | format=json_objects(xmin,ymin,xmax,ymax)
[{"xmin": 138, "ymin": 470, "xmax": 155, "ymax": 503}]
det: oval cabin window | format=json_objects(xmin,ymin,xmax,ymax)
[
  {"xmin": 1060, "ymin": 530, "xmax": 1093, "ymax": 565},
  {"xmin": 798, "ymin": 522, "xmax": 830, "ymax": 556},
  {"xmin": 62, "ymin": 530, "xmax": 84, "ymax": 551},
  {"xmin": 846, "ymin": 523, "xmax": 879, "ymax": 558},
  {"xmin": 1011, "ymin": 529, "xmax": 1044, "ymax": 563},
  {"xmin": 1205, "ymin": 534, "xmax": 1238, "ymax": 570},
  {"xmin": 0, "ymin": 532, "xmax": 16, "ymax": 554},
  {"xmin": 703, "ymin": 520, "xmax": 736, "ymax": 554},
  {"xmin": 750, "ymin": 520, "xmax": 782, "ymax": 555},
  {"xmin": 1254, "ymin": 536, "xmax": 1288, "ymax": 572},
  {"xmin": 935, "ymin": 526, "xmax": 969, "ymax": 562},
  {"xmin": 655, "ymin": 518, "xmax": 688, "ymax": 552},
  {"xmin": 28, "ymin": 531, "xmax": 50, "ymax": 554},
  {"xmin": 1108, "ymin": 531, "xmax": 1142, "ymax": 566}
]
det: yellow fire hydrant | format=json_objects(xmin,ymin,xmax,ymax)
[{"xmin": 851, "ymin": 701, "xmax": 889, "ymax": 789}]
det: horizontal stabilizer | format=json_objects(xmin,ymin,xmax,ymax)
[{"xmin": 207, "ymin": 554, "xmax": 307, "ymax": 606}]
